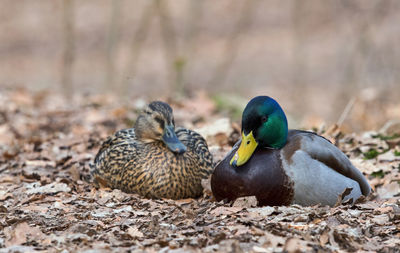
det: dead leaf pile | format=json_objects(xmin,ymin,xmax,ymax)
[{"xmin": 0, "ymin": 88, "xmax": 399, "ymax": 252}]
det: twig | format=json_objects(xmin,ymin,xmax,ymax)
[{"xmin": 337, "ymin": 96, "xmax": 356, "ymax": 127}]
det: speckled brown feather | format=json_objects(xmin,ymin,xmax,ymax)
[
  {"xmin": 92, "ymin": 102, "xmax": 213, "ymax": 199},
  {"xmin": 93, "ymin": 127, "xmax": 213, "ymax": 199}
]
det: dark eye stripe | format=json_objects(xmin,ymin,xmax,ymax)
[{"xmin": 155, "ymin": 117, "xmax": 165, "ymax": 129}]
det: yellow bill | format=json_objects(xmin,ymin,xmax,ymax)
[{"xmin": 230, "ymin": 131, "xmax": 258, "ymax": 166}]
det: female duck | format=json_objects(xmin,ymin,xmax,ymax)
[
  {"xmin": 211, "ymin": 96, "xmax": 371, "ymax": 206},
  {"xmin": 92, "ymin": 101, "xmax": 213, "ymax": 199}
]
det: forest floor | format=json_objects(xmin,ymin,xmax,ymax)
[{"xmin": 0, "ymin": 88, "xmax": 399, "ymax": 252}]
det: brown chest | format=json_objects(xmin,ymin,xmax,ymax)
[{"xmin": 211, "ymin": 147, "xmax": 294, "ymax": 206}]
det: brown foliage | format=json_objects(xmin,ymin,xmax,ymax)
[{"xmin": 0, "ymin": 88, "xmax": 399, "ymax": 252}]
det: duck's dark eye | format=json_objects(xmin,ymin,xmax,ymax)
[
  {"xmin": 155, "ymin": 117, "xmax": 165, "ymax": 129},
  {"xmin": 261, "ymin": 116, "xmax": 268, "ymax": 123}
]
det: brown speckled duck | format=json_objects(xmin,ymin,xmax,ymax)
[
  {"xmin": 92, "ymin": 101, "xmax": 213, "ymax": 199},
  {"xmin": 211, "ymin": 96, "xmax": 371, "ymax": 207}
]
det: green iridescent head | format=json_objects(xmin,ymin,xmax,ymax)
[{"xmin": 230, "ymin": 96, "xmax": 288, "ymax": 166}]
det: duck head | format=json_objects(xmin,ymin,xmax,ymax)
[
  {"xmin": 135, "ymin": 101, "xmax": 187, "ymax": 154},
  {"xmin": 230, "ymin": 96, "xmax": 288, "ymax": 167}
]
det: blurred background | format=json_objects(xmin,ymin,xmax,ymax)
[{"xmin": 1, "ymin": 0, "xmax": 399, "ymax": 132}]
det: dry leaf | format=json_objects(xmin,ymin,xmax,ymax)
[
  {"xmin": 319, "ymin": 228, "xmax": 330, "ymax": 246},
  {"xmin": 1, "ymin": 89, "xmax": 399, "ymax": 252},
  {"xmin": 233, "ymin": 196, "xmax": 258, "ymax": 208},
  {"xmin": 377, "ymin": 182, "xmax": 400, "ymax": 199},
  {"xmin": 210, "ymin": 206, "xmax": 243, "ymax": 216},
  {"xmin": 127, "ymin": 226, "xmax": 144, "ymax": 238},
  {"xmin": 284, "ymin": 238, "xmax": 312, "ymax": 253},
  {"xmin": 4, "ymin": 222, "xmax": 49, "ymax": 247},
  {"xmin": 26, "ymin": 182, "xmax": 71, "ymax": 195}
]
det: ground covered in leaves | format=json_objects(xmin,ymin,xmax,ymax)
[{"xmin": 0, "ymin": 88, "xmax": 399, "ymax": 252}]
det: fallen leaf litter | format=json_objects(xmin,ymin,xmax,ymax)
[{"xmin": 0, "ymin": 89, "xmax": 399, "ymax": 252}]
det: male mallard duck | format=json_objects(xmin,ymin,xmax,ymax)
[
  {"xmin": 92, "ymin": 101, "xmax": 213, "ymax": 199},
  {"xmin": 211, "ymin": 96, "xmax": 371, "ymax": 206}
]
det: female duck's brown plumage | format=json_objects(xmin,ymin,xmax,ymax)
[{"xmin": 92, "ymin": 101, "xmax": 213, "ymax": 199}]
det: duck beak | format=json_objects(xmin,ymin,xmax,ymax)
[
  {"xmin": 230, "ymin": 131, "xmax": 258, "ymax": 167},
  {"xmin": 162, "ymin": 125, "xmax": 187, "ymax": 154}
]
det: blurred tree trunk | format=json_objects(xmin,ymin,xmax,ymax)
[
  {"xmin": 121, "ymin": 1, "xmax": 156, "ymax": 98},
  {"xmin": 181, "ymin": 0, "xmax": 204, "ymax": 95},
  {"xmin": 105, "ymin": 0, "xmax": 122, "ymax": 91},
  {"xmin": 291, "ymin": 1, "xmax": 308, "ymax": 114},
  {"xmin": 336, "ymin": 0, "xmax": 393, "ymax": 128},
  {"xmin": 61, "ymin": 0, "xmax": 75, "ymax": 98},
  {"xmin": 155, "ymin": 0, "xmax": 182, "ymax": 98},
  {"xmin": 208, "ymin": 0, "xmax": 257, "ymax": 89}
]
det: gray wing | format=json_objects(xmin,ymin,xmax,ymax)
[{"xmin": 291, "ymin": 130, "xmax": 371, "ymax": 196}]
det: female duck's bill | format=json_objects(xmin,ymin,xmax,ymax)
[{"xmin": 162, "ymin": 124, "xmax": 187, "ymax": 154}]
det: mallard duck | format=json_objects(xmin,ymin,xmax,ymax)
[
  {"xmin": 92, "ymin": 101, "xmax": 213, "ymax": 199},
  {"xmin": 211, "ymin": 96, "xmax": 371, "ymax": 206}
]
